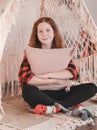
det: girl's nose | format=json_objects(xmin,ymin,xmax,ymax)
[{"xmin": 42, "ymin": 31, "xmax": 47, "ymax": 36}]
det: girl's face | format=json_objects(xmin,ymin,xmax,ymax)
[{"xmin": 37, "ymin": 22, "xmax": 54, "ymax": 49}]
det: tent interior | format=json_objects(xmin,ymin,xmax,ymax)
[{"xmin": 0, "ymin": 0, "xmax": 97, "ymax": 129}]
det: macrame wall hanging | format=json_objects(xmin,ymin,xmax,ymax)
[
  {"xmin": 0, "ymin": 0, "xmax": 97, "ymax": 119},
  {"xmin": 0, "ymin": 0, "xmax": 20, "ymax": 119}
]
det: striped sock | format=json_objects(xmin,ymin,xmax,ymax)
[
  {"xmin": 71, "ymin": 104, "xmax": 84, "ymax": 109},
  {"xmin": 34, "ymin": 104, "xmax": 61, "ymax": 115}
]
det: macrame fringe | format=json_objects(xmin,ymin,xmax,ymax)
[
  {"xmin": 74, "ymin": 52, "xmax": 97, "ymax": 85},
  {"xmin": 1, "ymin": 53, "xmax": 23, "ymax": 97}
]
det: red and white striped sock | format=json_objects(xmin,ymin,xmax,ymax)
[{"xmin": 34, "ymin": 104, "xmax": 61, "ymax": 115}]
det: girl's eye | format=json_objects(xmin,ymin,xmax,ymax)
[
  {"xmin": 47, "ymin": 29, "xmax": 50, "ymax": 32},
  {"xmin": 39, "ymin": 31, "xmax": 42, "ymax": 33}
]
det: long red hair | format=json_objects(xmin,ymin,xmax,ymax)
[{"xmin": 29, "ymin": 17, "xmax": 64, "ymax": 48}]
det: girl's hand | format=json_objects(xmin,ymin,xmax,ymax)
[
  {"xmin": 64, "ymin": 80, "xmax": 73, "ymax": 92},
  {"xmin": 56, "ymin": 79, "xmax": 72, "ymax": 87},
  {"xmin": 56, "ymin": 79, "xmax": 68, "ymax": 85},
  {"xmin": 56, "ymin": 80, "xmax": 73, "ymax": 92}
]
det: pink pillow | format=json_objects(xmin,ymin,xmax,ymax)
[{"xmin": 25, "ymin": 46, "xmax": 73, "ymax": 75}]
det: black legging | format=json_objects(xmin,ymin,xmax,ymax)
[{"xmin": 22, "ymin": 83, "xmax": 97, "ymax": 108}]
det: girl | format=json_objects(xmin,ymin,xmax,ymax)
[{"xmin": 18, "ymin": 17, "xmax": 97, "ymax": 118}]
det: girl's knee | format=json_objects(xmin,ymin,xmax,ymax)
[
  {"xmin": 22, "ymin": 85, "xmax": 39, "ymax": 107},
  {"xmin": 22, "ymin": 84, "xmax": 39, "ymax": 98},
  {"xmin": 24, "ymin": 84, "xmax": 39, "ymax": 91},
  {"xmin": 88, "ymin": 83, "xmax": 97, "ymax": 94}
]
